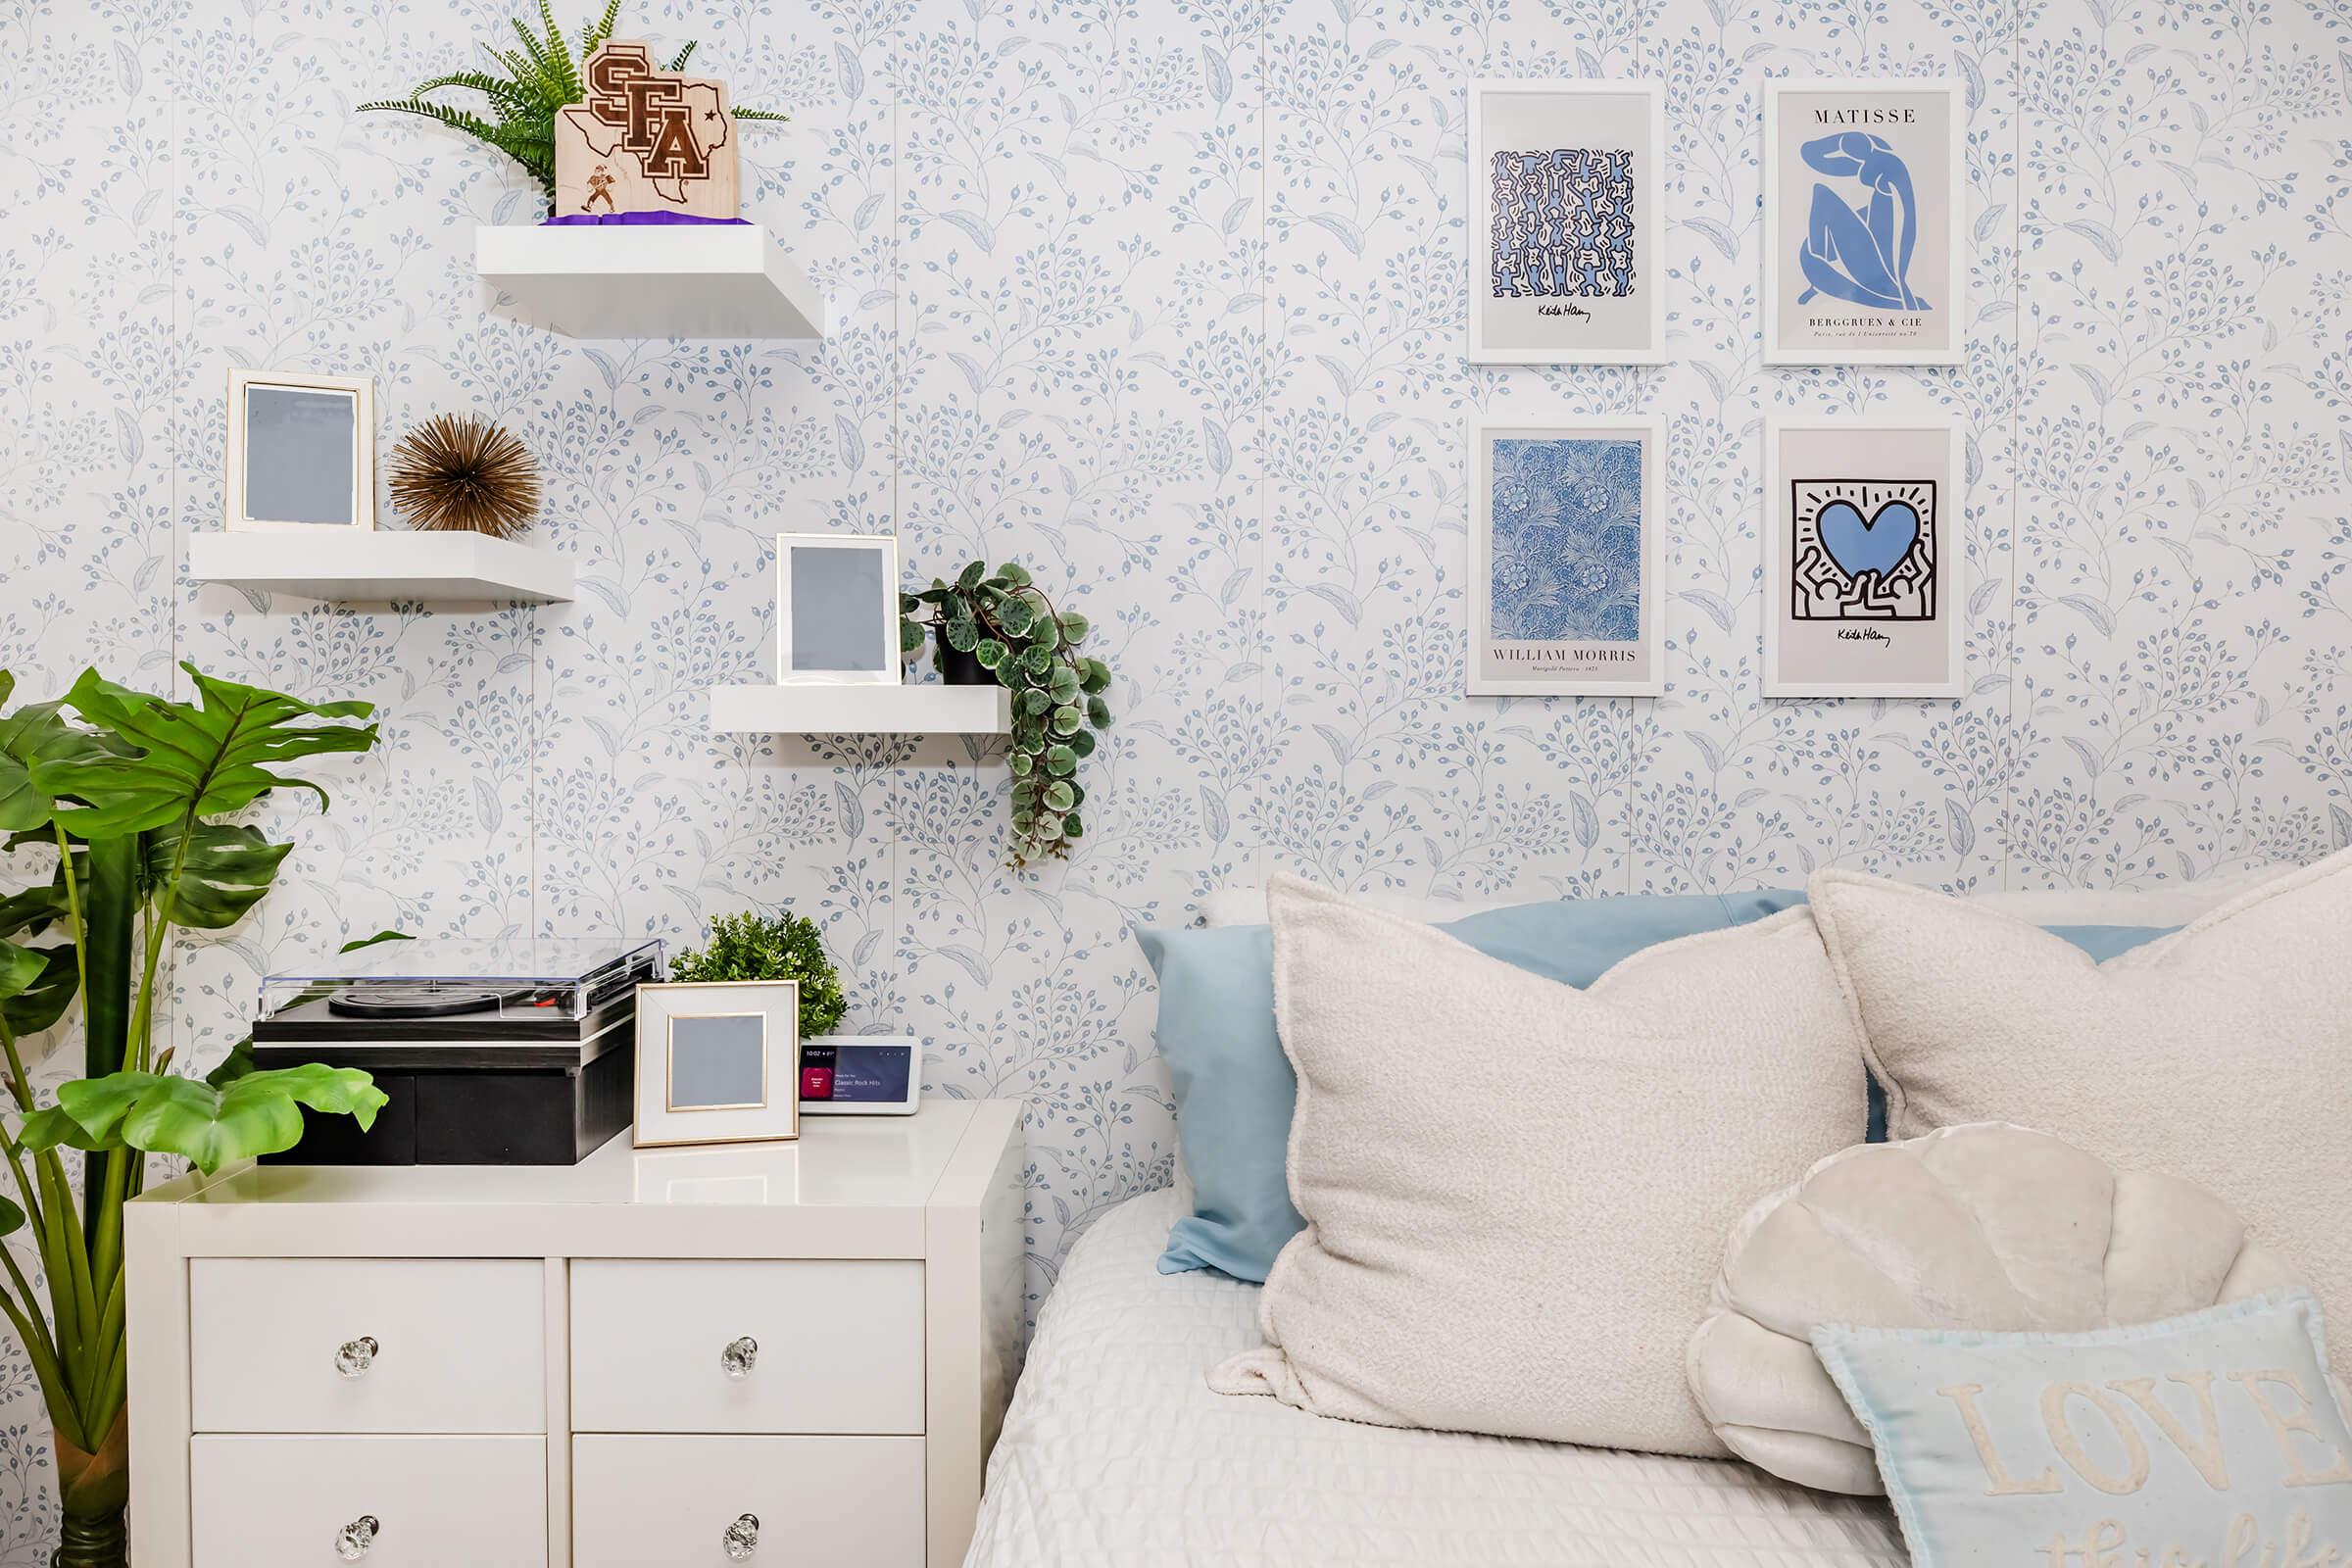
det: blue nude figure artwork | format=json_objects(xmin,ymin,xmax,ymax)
[
  {"xmin": 1490, "ymin": 149, "xmax": 1637, "ymax": 299},
  {"xmin": 1789, "ymin": 479, "xmax": 1936, "ymax": 620},
  {"xmin": 1488, "ymin": 438, "xmax": 1644, "ymax": 643},
  {"xmin": 1797, "ymin": 131, "xmax": 1930, "ymax": 313}
]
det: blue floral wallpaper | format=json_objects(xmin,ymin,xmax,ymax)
[{"xmin": 3, "ymin": 0, "xmax": 2349, "ymax": 1547}]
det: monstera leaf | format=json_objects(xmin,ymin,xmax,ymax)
[
  {"xmin": 143, "ymin": 823, "xmax": 294, "ymax": 930},
  {"xmin": 33, "ymin": 662, "xmax": 376, "ymax": 840},
  {"xmin": 40, "ymin": 1064, "xmax": 387, "ymax": 1175},
  {"xmin": 0, "ymin": 674, "xmax": 68, "ymax": 833}
]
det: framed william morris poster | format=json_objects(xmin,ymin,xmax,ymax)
[
  {"xmin": 1763, "ymin": 416, "xmax": 1965, "ymax": 699},
  {"xmin": 1467, "ymin": 79, "xmax": 1667, "ymax": 365},
  {"xmin": 1762, "ymin": 78, "xmax": 1964, "ymax": 367},
  {"xmin": 1467, "ymin": 415, "xmax": 1666, "ymax": 696}
]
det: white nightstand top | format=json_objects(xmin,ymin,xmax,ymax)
[{"xmin": 130, "ymin": 1100, "xmax": 1023, "ymax": 1260}]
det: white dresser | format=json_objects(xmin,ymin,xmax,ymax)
[{"xmin": 124, "ymin": 1100, "xmax": 1025, "ymax": 1568}]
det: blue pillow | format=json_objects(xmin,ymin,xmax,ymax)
[
  {"xmin": 1139, "ymin": 891, "xmax": 1805, "ymax": 1280},
  {"xmin": 1815, "ymin": 1291, "xmax": 2352, "ymax": 1566},
  {"xmin": 1144, "ymin": 899, "xmax": 2180, "ymax": 1281}
]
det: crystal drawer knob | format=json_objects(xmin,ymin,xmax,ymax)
[
  {"xmin": 333, "ymin": 1337, "xmax": 379, "ymax": 1378},
  {"xmin": 723, "ymin": 1512, "xmax": 760, "ymax": 1559},
  {"xmin": 720, "ymin": 1335, "xmax": 759, "ymax": 1379},
  {"xmin": 336, "ymin": 1514, "xmax": 379, "ymax": 1560}
]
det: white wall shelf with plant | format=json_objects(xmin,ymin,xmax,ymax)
[
  {"xmin": 708, "ymin": 684, "xmax": 1012, "ymax": 736},
  {"xmin": 187, "ymin": 531, "xmax": 574, "ymax": 605},
  {"xmin": 474, "ymin": 224, "xmax": 828, "ymax": 340}
]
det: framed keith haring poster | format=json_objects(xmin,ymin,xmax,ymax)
[
  {"xmin": 1467, "ymin": 415, "xmax": 1666, "ymax": 696},
  {"xmin": 1762, "ymin": 78, "xmax": 1964, "ymax": 367},
  {"xmin": 1763, "ymin": 417, "xmax": 1966, "ymax": 698},
  {"xmin": 1467, "ymin": 79, "xmax": 1667, "ymax": 365}
]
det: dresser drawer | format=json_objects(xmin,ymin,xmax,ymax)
[
  {"xmin": 189, "ymin": 1258, "xmax": 545, "ymax": 1433},
  {"xmin": 190, "ymin": 1434, "xmax": 545, "ymax": 1567},
  {"xmin": 570, "ymin": 1258, "xmax": 923, "ymax": 1433},
  {"xmin": 572, "ymin": 1434, "xmax": 923, "ymax": 1567}
]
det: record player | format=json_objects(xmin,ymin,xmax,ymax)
[{"xmin": 251, "ymin": 938, "xmax": 662, "ymax": 1165}]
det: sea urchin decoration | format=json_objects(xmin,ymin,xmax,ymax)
[{"xmin": 388, "ymin": 414, "xmax": 542, "ymax": 538}]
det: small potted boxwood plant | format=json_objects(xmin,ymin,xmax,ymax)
[
  {"xmin": 669, "ymin": 909, "xmax": 848, "ymax": 1041},
  {"xmin": 900, "ymin": 563, "xmax": 1112, "ymax": 866}
]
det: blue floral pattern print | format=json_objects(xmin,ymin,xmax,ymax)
[
  {"xmin": 1, "ymin": 0, "xmax": 2350, "ymax": 1552},
  {"xmin": 1490, "ymin": 438, "xmax": 1645, "ymax": 642}
]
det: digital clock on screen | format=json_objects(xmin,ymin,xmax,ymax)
[{"xmin": 798, "ymin": 1036, "xmax": 922, "ymax": 1115}]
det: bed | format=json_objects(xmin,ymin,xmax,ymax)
[{"xmin": 964, "ymin": 1189, "xmax": 1905, "ymax": 1567}]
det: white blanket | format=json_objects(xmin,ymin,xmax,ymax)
[{"xmin": 965, "ymin": 1190, "xmax": 1905, "ymax": 1566}]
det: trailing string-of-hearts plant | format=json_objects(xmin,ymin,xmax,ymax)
[{"xmin": 901, "ymin": 564, "xmax": 1111, "ymax": 866}]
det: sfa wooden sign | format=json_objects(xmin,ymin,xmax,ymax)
[{"xmin": 554, "ymin": 40, "xmax": 739, "ymax": 220}]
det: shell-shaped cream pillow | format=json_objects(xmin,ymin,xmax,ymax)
[{"xmin": 1687, "ymin": 1123, "xmax": 2331, "ymax": 1494}]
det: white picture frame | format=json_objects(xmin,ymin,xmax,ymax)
[
  {"xmin": 775, "ymin": 532, "xmax": 903, "ymax": 685},
  {"xmin": 1467, "ymin": 78, "xmax": 1667, "ymax": 366},
  {"xmin": 223, "ymin": 369, "xmax": 375, "ymax": 533},
  {"xmin": 1762, "ymin": 416, "xmax": 1966, "ymax": 699},
  {"xmin": 1466, "ymin": 413, "xmax": 1667, "ymax": 697},
  {"xmin": 632, "ymin": 980, "xmax": 801, "ymax": 1150},
  {"xmin": 1761, "ymin": 77, "xmax": 1965, "ymax": 368}
]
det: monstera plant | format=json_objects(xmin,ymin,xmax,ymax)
[
  {"xmin": 0, "ymin": 663, "xmax": 389, "ymax": 1568},
  {"xmin": 901, "ymin": 562, "xmax": 1112, "ymax": 866}
]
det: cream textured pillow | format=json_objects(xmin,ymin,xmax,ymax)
[
  {"xmin": 1688, "ymin": 1124, "xmax": 2319, "ymax": 1494},
  {"xmin": 1208, "ymin": 875, "xmax": 1866, "ymax": 1457},
  {"xmin": 1810, "ymin": 850, "xmax": 2352, "ymax": 1333}
]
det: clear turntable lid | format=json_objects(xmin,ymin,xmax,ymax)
[{"xmin": 261, "ymin": 938, "xmax": 663, "ymax": 1022}]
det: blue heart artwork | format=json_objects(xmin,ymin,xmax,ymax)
[
  {"xmin": 1816, "ymin": 498, "xmax": 1920, "ymax": 581},
  {"xmin": 1790, "ymin": 479, "xmax": 1936, "ymax": 621}
]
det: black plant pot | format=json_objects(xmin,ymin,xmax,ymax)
[{"xmin": 933, "ymin": 624, "xmax": 988, "ymax": 686}]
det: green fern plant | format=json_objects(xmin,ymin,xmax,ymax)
[{"xmin": 359, "ymin": 0, "xmax": 788, "ymax": 210}]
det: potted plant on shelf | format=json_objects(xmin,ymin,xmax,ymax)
[
  {"xmin": 669, "ymin": 908, "xmax": 848, "ymax": 1041},
  {"xmin": 900, "ymin": 563, "xmax": 1112, "ymax": 866},
  {"xmin": 359, "ymin": 0, "xmax": 788, "ymax": 213},
  {"xmin": 0, "ymin": 663, "xmax": 391, "ymax": 1568}
]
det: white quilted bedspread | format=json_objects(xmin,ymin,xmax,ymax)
[{"xmin": 964, "ymin": 1190, "xmax": 1907, "ymax": 1567}]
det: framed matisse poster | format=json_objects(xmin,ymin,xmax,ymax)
[
  {"xmin": 1467, "ymin": 415, "xmax": 1666, "ymax": 696},
  {"xmin": 1467, "ymin": 79, "xmax": 1667, "ymax": 365},
  {"xmin": 1762, "ymin": 78, "xmax": 1964, "ymax": 367},
  {"xmin": 1763, "ymin": 416, "xmax": 1965, "ymax": 699}
]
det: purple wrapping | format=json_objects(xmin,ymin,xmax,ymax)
[{"xmin": 539, "ymin": 213, "xmax": 752, "ymax": 226}]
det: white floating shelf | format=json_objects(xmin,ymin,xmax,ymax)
[
  {"xmin": 475, "ymin": 222, "xmax": 828, "ymax": 340},
  {"xmin": 189, "ymin": 531, "xmax": 574, "ymax": 605},
  {"xmin": 710, "ymin": 683, "xmax": 1011, "ymax": 736}
]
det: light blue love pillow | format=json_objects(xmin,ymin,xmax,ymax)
[
  {"xmin": 1816, "ymin": 1292, "xmax": 2352, "ymax": 1568},
  {"xmin": 1139, "ymin": 894, "xmax": 2176, "ymax": 1283}
]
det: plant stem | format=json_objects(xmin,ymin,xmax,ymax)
[{"xmin": 0, "ymin": 1019, "xmax": 94, "ymax": 1388}]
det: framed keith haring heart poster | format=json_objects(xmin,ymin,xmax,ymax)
[
  {"xmin": 1764, "ymin": 417, "xmax": 1966, "ymax": 698},
  {"xmin": 1762, "ymin": 78, "xmax": 1964, "ymax": 367},
  {"xmin": 1467, "ymin": 79, "xmax": 1666, "ymax": 365}
]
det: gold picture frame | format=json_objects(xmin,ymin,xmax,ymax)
[{"xmin": 632, "ymin": 980, "xmax": 800, "ymax": 1149}]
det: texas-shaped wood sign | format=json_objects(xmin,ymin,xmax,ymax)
[{"xmin": 553, "ymin": 40, "xmax": 739, "ymax": 219}]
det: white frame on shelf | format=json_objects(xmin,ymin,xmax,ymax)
[
  {"xmin": 775, "ymin": 532, "xmax": 903, "ymax": 686},
  {"xmin": 223, "ymin": 368, "xmax": 376, "ymax": 534}
]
